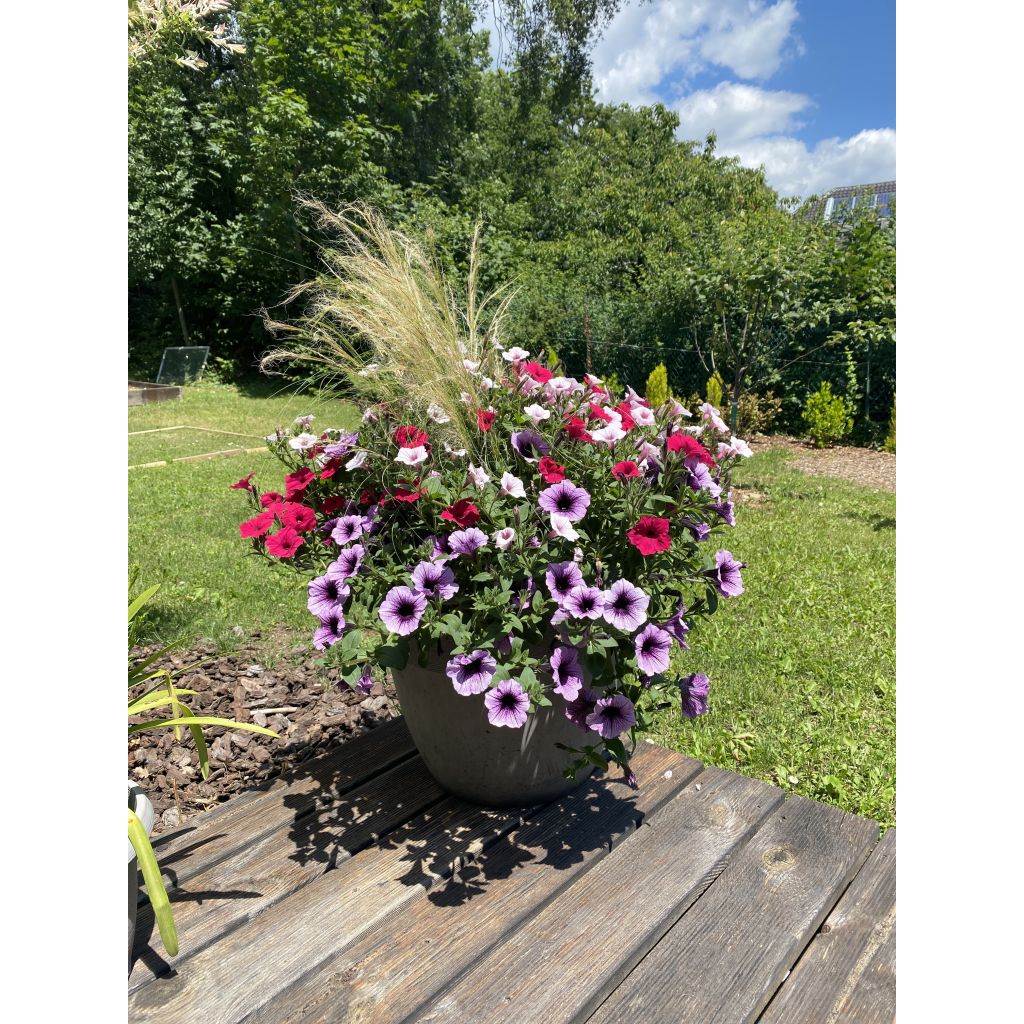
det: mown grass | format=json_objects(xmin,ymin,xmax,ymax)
[{"xmin": 128, "ymin": 386, "xmax": 895, "ymax": 827}]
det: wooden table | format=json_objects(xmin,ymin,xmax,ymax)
[{"xmin": 129, "ymin": 717, "xmax": 895, "ymax": 1023}]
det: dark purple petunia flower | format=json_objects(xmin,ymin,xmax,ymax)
[
  {"xmin": 313, "ymin": 609, "xmax": 346, "ymax": 650},
  {"xmin": 710, "ymin": 550, "xmax": 745, "ymax": 597},
  {"xmin": 564, "ymin": 687, "xmax": 600, "ymax": 730},
  {"xmin": 324, "ymin": 432, "xmax": 360, "ymax": 458},
  {"xmin": 563, "ymin": 584, "xmax": 606, "ymax": 620},
  {"xmin": 446, "ymin": 649, "xmax": 497, "ymax": 695},
  {"xmin": 711, "ymin": 500, "xmax": 735, "ymax": 527},
  {"xmin": 550, "ymin": 645, "xmax": 585, "ymax": 700},
  {"xmin": 602, "ymin": 579, "xmax": 650, "ymax": 632},
  {"xmin": 307, "ymin": 569, "xmax": 351, "ymax": 619},
  {"xmin": 585, "ymin": 693, "xmax": 636, "ymax": 739},
  {"xmin": 378, "ymin": 586, "xmax": 428, "ymax": 635},
  {"xmin": 545, "ymin": 561, "xmax": 584, "ymax": 603},
  {"xmin": 511, "ymin": 429, "xmax": 551, "ymax": 463},
  {"xmin": 680, "ymin": 518, "xmax": 711, "ymax": 542},
  {"xmin": 635, "ymin": 624, "xmax": 672, "ymax": 676},
  {"xmin": 517, "ymin": 576, "xmax": 538, "ymax": 611},
  {"xmin": 428, "ymin": 534, "xmax": 452, "ymax": 561},
  {"xmin": 356, "ymin": 665, "xmax": 374, "ymax": 695},
  {"xmin": 333, "ymin": 544, "xmax": 365, "ymax": 580},
  {"xmin": 448, "ymin": 527, "xmax": 488, "ymax": 557},
  {"xmin": 659, "ymin": 600, "xmax": 690, "ymax": 649},
  {"xmin": 680, "ymin": 673, "xmax": 710, "ymax": 718},
  {"xmin": 684, "ymin": 457, "xmax": 722, "ymax": 499},
  {"xmin": 331, "ymin": 515, "xmax": 364, "ymax": 546},
  {"xmin": 538, "ymin": 480, "xmax": 591, "ymax": 521},
  {"xmin": 485, "ymin": 679, "xmax": 531, "ymax": 728},
  {"xmin": 495, "ymin": 633, "xmax": 513, "ymax": 658},
  {"xmin": 360, "ymin": 505, "xmax": 382, "ymax": 535},
  {"xmin": 411, "ymin": 560, "xmax": 459, "ymax": 600}
]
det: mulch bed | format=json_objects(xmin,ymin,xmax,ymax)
[
  {"xmin": 128, "ymin": 631, "xmax": 400, "ymax": 834},
  {"xmin": 750, "ymin": 434, "xmax": 896, "ymax": 492}
]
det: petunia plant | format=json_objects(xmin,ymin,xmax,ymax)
[{"xmin": 233, "ymin": 356, "xmax": 752, "ymax": 782}]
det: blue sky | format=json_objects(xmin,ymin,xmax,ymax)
[{"xmin": 480, "ymin": 1, "xmax": 896, "ymax": 198}]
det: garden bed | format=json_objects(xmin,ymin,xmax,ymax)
[
  {"xmin": 128, "ymin": 631, "xmax": 400, "ymax": 833},
  {"xmin": 750, "ymin": 434, "xmax": 896, "ymax": 492}
]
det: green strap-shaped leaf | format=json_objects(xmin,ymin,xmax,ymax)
[
  {"xmin": 128, "ymin": 716, "xmax": 278, "ymax": 738},
  {"xmin": 128, "ymin": 809, "xmax": 178, "ymax": 958}
]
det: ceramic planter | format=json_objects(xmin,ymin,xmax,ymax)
[{"xmin": 391, "ymin": 642, "xmax": 594, "ymax": 806}]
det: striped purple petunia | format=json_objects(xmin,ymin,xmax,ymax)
[
  {"xmin": 378, "ymin": 586, "xmax": 427, "ymax": 635},
  {"xmin": 511, "ymin": 429, "xmax": 551, "ymax": 462},
  {"xmin": 313, "ymin": 610, "xmax": 346, "ymax": 650},
  {"xmin": 564, "ymin": 687, "xmax": 600, "ymax": 730},
  {"xmin": 545, "ymin": 561, "xmax": 584, "ymax": 603},
  {"xmin": 538, "ymin": 480, "xmax": 591, "ymax": 521},
  {"xmin": 411, "ymin": 560, "xmax": 459, "ymax": 600},
  {"xmin": 659, "ymin": 600, "xmax": 690, "ymax": 649},
  {"xmin": 602, "ymin": 579, "xmax": 649, "ymax": 632},
  {"xmin": 634, "ymin": 624, "xmax": 672, "ymax": 676},
  {"xmin": 585, "ymin": 693, "xmax": 636, "ymax": 739},
  {"xmin": 448, "ymin": 527, "xmax": 488, "ymax": 557},
  {"xmin": 333, "ymin": 544, "xmax": 365, "ymax": 580},
  {"xmin": 550, "ymin": 645, "xmax": 585, "ymax": 700},
  {"xmin": 446, "ymin": 650, "xmax": 497, "ymax": 695},
  {"xmin": 563, "ymin": 584, "xmax": 606, "ymax": 620},
  {"xmin": 330, "ymin": 515, "xmax": 365, "ymax": 546},
  {"xmin": 307, "ymin": 569, "xmax": 350, "ymax": 619},
  {"xmin": 485, "ymin": 679, "xmax": 531, "ymax": 728},
  {"xmin": 711, "ymin": 550, "xmax": 745, "ymax": 597},
  {"xmin": 680, "ymin": 673, "xmax": 710, "ymax": 718}
]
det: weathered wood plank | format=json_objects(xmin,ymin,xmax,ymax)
[
  {"xmin": 587, "ymin": 796, "xmax": 879, "ymax": 1024},
  {"xmin": 758, "ymin": 829, "xmax": 896, "ymax": 1024},
  {"xmin": 406, "ymin": 765, "xmax": 785, "ymax": 1024},
  {"xmin": 246, "ymin": 744, "xmax": 702, "ymax": 1024},
  {"xmin": 130, "ymin": 755, "xmax": 445, "ymax": 991},
  {"xmin": 145, "ymin": 718, "xmax": 414, "ymax": 893},
  {"xmin": 128, "ymin": 796, "xmax": 536, "ymax": 1024}
]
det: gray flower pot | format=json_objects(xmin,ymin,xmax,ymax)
[
  {"xmin": 128, "ymin": 780, "xmax": 155, "ymax": 969},
  {"xmin": 391, "ymin": 643, "xmax": 594, "ymax": 806}
]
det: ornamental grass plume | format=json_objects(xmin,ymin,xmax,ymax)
[{"xmin": 261, "ymin": 200, "xmax": 516, "ymax": 456}]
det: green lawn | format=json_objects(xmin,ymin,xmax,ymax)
[{"xmin": 129, "ymin": 384, "xmax": 895, "ymax": 828}]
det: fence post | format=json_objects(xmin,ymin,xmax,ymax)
[{"xmin": 584, "ymin": 310, "xmax": 593, "ymax": 373}]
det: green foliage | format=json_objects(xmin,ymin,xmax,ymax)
[
  {"xmin": 736, "ymin": 390, "xmax": 782, "ymax": 435},
  {"xmin": 884, "ymin": 393, "xmax": 896, "ymax": 452},
  {"xmin": 645, "ymin": 362, "xmax": 670, "ymax": 407},
  {"xmin": 802, "ymin": 382, "xmax": 853, "ymax": 448},
  {"xmin": 706, "ymin": 371, "xmax": 724, "ymax": 409}
]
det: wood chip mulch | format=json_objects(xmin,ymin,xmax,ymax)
[
  {"xmin": 128, "ymin": 631, "xmax": 400, "ymax": 834},
  {"xmin": 749, "ymin": 435, "xmax": 896, "ymax": 492}
]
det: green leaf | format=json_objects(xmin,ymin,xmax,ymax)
[
  {"xmin": 129, "ymin": 809, "xmax": 178, "ymax": 957},
  {"xmin": 376, "ymin": 638, "xmax": 410, "ymax": 670}
]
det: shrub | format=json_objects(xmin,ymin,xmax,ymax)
[
  {"xmin": 737, "ymin": 391, "xmax": 782, "ymax": 435},
  {"xmin": 884, "ymin": 393, "xmax": 896, "ymax": 452},
  {"xmin": 645, "ymin": 362, "xmax": 671, "ymax": 408},
  {"xmin": 802, "ymin": 382, "xmax": 853, "ymax": 448},
  {"xmin": 706, "ymin": 372, "xmax": 725, "ymax": 409}
]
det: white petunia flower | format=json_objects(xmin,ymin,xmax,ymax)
[
  {"xmin": 549, "ymin": 513, "xmax": 580, "ymax": 541},
  {"xmin": 294, "ymin": 415, "xmax": 315, "ymax": 428},
  {"xmin": 502, "ymin": 346, "xmax": 530, "ymax": 362},
  {"xmin": 427, "ymin": 403, "xmax": 451, "ymax": 424},
  {"xmin": 467, "ymin": 463, "xmax": 490, "ymax": 489},
  {"xmin": 499, "ymin": 471, "xmax": 526, "ymax": 498},
  {"xmin": 523, "ymin": 403, "xmax": 551, "ymax": 426},
  {"xmin": 288, "ymin": 432, "xmax": 318, "ymax": 451},
  {"xmin": 444, "ymin": 442, "xmax": 467, "ymax": 458},
  {"xmin": 493, "ymin": 527, "xmax": 516, "ymax": 551},
  {"xmin": 463, "ymin": 359, "xmax": 480, "ymax": 372},
  {"xmin": 395, "ymin": 446, "xmax": 428, "ymax": 467},
  {"xmin": 345, "ymin": 451, "xmax": 368, "ymax": 471},
  {"xmin": 630, "ymin": 404, "xmax": 656, "ymax": 427}
]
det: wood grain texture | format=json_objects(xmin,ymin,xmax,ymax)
[
  {"xmin": 146, "ymin": 718, "xmax": 415, "ymax": 893},
  {"xmin": 407, "ymin": 766, "xmax": 785, "ymax": 1024},
  {"xmin": 245, "ymin": 744, "xmax": 702, "ymax": 1024},
  {"xmin": 128, "ymin": 796, "xmax": 535, "ymax": 1024},
  {"xmin": 587, "ymin": 796, "xmax": 879, "ymax": 1024},
  {"xmin": 130, "ymin": 755, "xmax": 445, "ymax": 992},
  {"xmin": 758, "ymin": 829, "xmax": 895, "ymax": 1024}
]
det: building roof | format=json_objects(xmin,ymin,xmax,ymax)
[{"xmin": 804, "ymin": 180, "xmax": 895, "ymax": 221}]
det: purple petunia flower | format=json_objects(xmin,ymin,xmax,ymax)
[
  {"xmin": 324, "ymin": 432, "xmax": 360, "ymax": 458},
  {"xmin": 680, "ymin": 673, "xmax": 710, "ymax": 718},
  {"xmin": 563, "ymin": 584, "xmax": 606, "ymax": 620},
  {"xmin": 635, "ymin": 624, "xmax": 672, "ymax": 676},
  {"xmin": 680, "ymin": 518, "xmax": 711, "ymax": 542},
  {"xmin": 428, "ymin": 534, "xmax": 452, "ymax": 561},
  {"xmin": 361, "ymin": 505, "xmax": 382, "ymax": 535},
  {"xmin": 711, "ymin": 550, "xmax": 745, "ymax": 597},
  {"xmin": 684, "ymin": 457, "xmax": 722, "ymax": 499},
  {"xmin": 378, "ymin": 586, "xmax": 428, "ymax": 635},
  {"xmin": 517, "ymin": 577, "xmax": 537, "ymax": 611},
  {"xmin": 659, "ymin": 600, "xmax": 690, "ymax": 649},
  {"xmin": 550, "ymin": 645, "xmax": 585, "ymax": 700},
  {"xmin": 485, "ymin": 680, "xmax": 531, "ymax": 728},
  {"xmin": 711, "ymin": 500, "xmax": 736, "ymax": 526},
  {"xmin": 332, "ymin": 544, "xmax": 365, "ymax": 580},
  {"xmin": 564, "ymin": 687, "xmax": 600, "ymax": 730},
  {"xmin": 545, "ymin": 561, "xmax": 584, "ymax": 603},
  {"xmin": 538, "ymin": 480, "xmax": 591, "ymax": 521},
  {"xmin": 307, "ymin": 569, "xmax": 351, "ymax": 619},
  {"xmin": 495, "ymin": 633, "xmax": 513, "ymax": 658},
  {"xmin": 602, "ymin": 579, "xmax": 650, "ymax": 632},
  {"xmin": 331, "ymin": 515, "xmax": 364, "ymax": 546},
  {"xmin": 448, "ymin": 527, "xmax": 488, "ymax": 557},
  {"xmin": 511, "ymin": 429, "xmax": 551, "ymax": 462},
  {"xmin": 313, "ymin": 610, "xmax": 346, "ymax": 650},
  {"xmin": 446, "ymin": 649, "xmax": 497, "ymax": 695},
  {"xmin": 585, "ymin": 693, "xmax": 636, "ymax": 739},
  {"xmin": 411, "ymin": 561, "xmax": 459, "ymax": 600},
  {"xmin": 356, "ymin": 665, "xmax": 374, "ymax": 695}
]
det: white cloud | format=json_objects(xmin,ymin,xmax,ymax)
[
  {"xmin": 674, "ymin": 81, "xmax": 811, "ymax": 145},
  {"xmin": 698, "ymin": 0, "xmax": 800, "ymax": 79}
]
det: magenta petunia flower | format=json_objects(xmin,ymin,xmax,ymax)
[
  {"xmin": 485, "ymin": 680, "xmax": 531, "ymax": 728},
  {"xmin": 266, "ymin": 527, "xmax": 305, "ymax": 558},
  {"xmin": 564, "ymin": 687, "xmax": 600, "ymax": 730},
  {"xmin": 510, "ymin": 429, "xmax": 551, "ymax": 462},
  {"xmin": 635, "ymin": 624, "xmax": 672, "ymax": 676},
  {"xmin": 711, "ymin": 550, "xmax": 745, "ymax": 597},
  {"xmin": 538, "ymin": 480, "xmax": 591, "ymax": 521},
  {"xmin": 545, "ymin": 561, "xmax": 584, "ymax": 603},
  {"xmin": 378, "ymin": 586, "xmax": 428, "ymax": 635},
  {"xmin": 313, "ymin": 610, "xmax": 346, "ymax": 650},
  {"xmin": 307, "ymin": 570, "xmax": 351, "ymax": 619},
  {"xmin": 411, "ymin": 560, "xmax": 459, "ymax": 600},
  {"xmin": 332, "ymin": 544, "xmax": 365, "ymax": 580},
  {"xmin": 448, "ymin": 527, "xmax": 488, "ymax": 557},
  {"xmin": 680, "ymin": 673, "xmax": 710, "ymax": 718},
  {"xmin": 602, "ymin": 579, "xmax": 650, "ymax": 632},
  {"xmin": 550, "ymin": 645, "xmax": 585, "ymax": 700},
  {"xmin": 331, "ymin": 515, "xmax": 364, "ymax": 546},
  {"xmin": 446, "ymin": 650, "xmax": 497, "ymax": 695},
  {"xmin": 563, "ymin": 584, "xmax": 606, "ymax": 620},
  {"xmin": 585, "ymin": 693, "xmax": 636, "ymax": 739}
]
